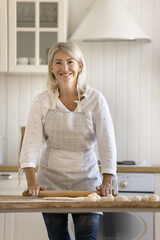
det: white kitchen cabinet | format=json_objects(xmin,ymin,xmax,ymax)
[
  {"xmin": 0, "ymin": 172, "xmax": 48, "ymax": 240},
  {"xmin": 0, "ymin": 0, "xmax": 7, "ymax": 72},
  {"xmin": 2, "ymin": 213, "xmax": 48, "ymax": 240},
  {"xmin": 8, "ymin": 0, "xmax": 68, "ymax": 73},
  {"xmin": 154, "ymin": 173, "xmax": 160, "ymax": 240}
]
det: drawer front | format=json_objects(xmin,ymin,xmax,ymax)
[{"xmin": 0, "ymin": 172, "xmax": 27, "ymax": 195}]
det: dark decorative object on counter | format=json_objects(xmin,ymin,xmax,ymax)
[{"xmin": 117, "ymin": 161, "xmax": 136, "ymax": 165}]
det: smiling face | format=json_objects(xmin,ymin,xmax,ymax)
[{"xmin": 50, "ymin": 50, "xmax": 82, "ymax": 88}]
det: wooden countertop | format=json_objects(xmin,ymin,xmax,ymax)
[
  {"xmin": 117, "ymin": 166, "xmax": 160, "ymax": 173},
  {"xmin": 1, "ymin": 165, "xmax": 160, "ymax": 173},
  {"xmin": 1, "ymin": 195, "xmax": 160, "ymax": 213}
]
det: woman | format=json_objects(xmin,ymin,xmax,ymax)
[{"xmin": 19, "ymin": 42, "xmax": 117, "ymax": 240}]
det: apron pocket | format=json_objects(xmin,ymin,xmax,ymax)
[{"xmin": 48, "ymin": 148, "xmax": 84, "ymax": 173}]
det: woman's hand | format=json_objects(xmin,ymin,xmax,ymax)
[
  {"xmin": 96, "ymin": 173, "xmax": 117, "ymax": 197},
  {"xmin": 24, "ymin": 184, "xmax": 46, "ymax": 197},
  {"xmin": 24, "ymin": 167, "xmax": 46, "ymax": 196}
]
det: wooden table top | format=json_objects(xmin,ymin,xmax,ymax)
[{"xmin": 1, "ymin": 195, "xmax": 160, "ymax": 213}]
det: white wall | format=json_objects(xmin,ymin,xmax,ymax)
[{"xmin": 0, "ymin": 0, "xmax": 160, "ymax": 166}]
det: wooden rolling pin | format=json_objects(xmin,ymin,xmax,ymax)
[{"xmin": 22, "ymin": 190, "xmax": 101, "ymax": 198}]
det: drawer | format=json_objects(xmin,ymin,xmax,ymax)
[{"xmin": 0, "ymin": 172, "xmax": 27, "ymax": 195}]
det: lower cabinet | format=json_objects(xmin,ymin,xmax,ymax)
[
  {"xmin": 0, "ymin": 172, "xmax": 48, "ymax": 240},
  {"xmin": 0, "ymin": 213, "xmax": 48, "ymax": 240}
]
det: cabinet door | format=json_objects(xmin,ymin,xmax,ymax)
[
  {"xmin": 4, "ymin": 213, "xmax": 48, "ymax": 240},
  {"xmin": 0, "ymin": 214, "xmax": 5, "ymax": 240},
  {"xmin": 9, "ymin": 0, "xmax": 68, "ymax": 73},
  {"xmin": 0, "ymin": 0, "xmax": 7, "ymax": 72},
  {"xmin": 0, "ymin": 172, "xmax": 48, "ymax": 240}
]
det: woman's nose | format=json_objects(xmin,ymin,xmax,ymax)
[{"xmin": 62, "ymin": 63, "xmax": 68, "ymax": 70}]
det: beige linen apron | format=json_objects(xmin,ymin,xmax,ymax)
[{"xmin": 37, "ymin": 95, "xmax": 101, "ymax": 191}]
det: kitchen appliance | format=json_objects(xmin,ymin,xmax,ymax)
[
  {"xmin": 97, "ymin": 172, "xmax": 155, "ymax": 240},
  {"xmin": 70, "ymin": 0, "xmax": 151, "ymax": 42}
]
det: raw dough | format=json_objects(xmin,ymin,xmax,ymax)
[
  {"xmin": 115, "ymin": 195, "xmax": 129, "ymax": 201},
  {"xmin": 43, "ymin": 193, "xmax": 101, "ymax": 202},
  {"xmin": 101, "ymin": 194, "xmax": 114, "ymax": 202},
  {"xmin": 83, "ymin": 197, "xmax": 96, "ymax": 202},
  {"xmin": 149, "ymin": 194, "xmax": 159, "ymax": 202},
  {"xmin": 43, "ymin": 196, "xmax": 85, "ymax": 201},
  {"xmin": 129, "ymin": 196, "xmax": 142, "ymax": 202},
  {"xmin": 142, "ymin": 195, "xmax": 149, "ymax": 202},
  {"xmin": 87, "ymin": 193, "xmax": 101, "ymax": 201},
  {"xmin": 83, "ymin": 193, "xmax": 101, "ymax": 202}
]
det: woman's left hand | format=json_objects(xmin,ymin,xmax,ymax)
[{"xmin": 96, "ymin": 173, "xmax": 117, "ymax": 197}]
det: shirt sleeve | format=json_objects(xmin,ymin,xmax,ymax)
[
  {"xmin": 19, "ymin": 94, "xmax": 43, "ymax": 169},
  {"xmin": 95, "ymin": 94, "xmax": 117, "ymax": 176}
]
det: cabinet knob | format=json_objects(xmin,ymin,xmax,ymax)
[
  {"xmin": 119, "ymin": 181, "xmax": 128, "ymax": 188},
  {"xmin": 0, "ymin": 174, "xmax": 12, "ymax": 180}
]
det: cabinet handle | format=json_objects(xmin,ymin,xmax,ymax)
[
  {"xmin": 0, "ymin": 174, "xmax": 12, "ymax": 180},
  {"xmin": 119, "ymin": 180, "xmax": 128, "ymax": 188}
]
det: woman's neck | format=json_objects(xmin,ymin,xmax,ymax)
[
  {"xmin": 58, "ymin": 88, "xmax": 78, "ymax": 111},
  {"xmin": 59, "ymin": 83, "xmax": 78, "ymax": 100}
]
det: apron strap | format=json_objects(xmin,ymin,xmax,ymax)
[
  {"xmin": 74, "ymin": 90, "xmax": 82, "ymax": 112},
  {"xmin": 74, "ymin": 100, "xmax": 82, "ymax": 112},
  {"xmin": 49, "ymin": 88, "xmax": 59, "ymax": 110}
]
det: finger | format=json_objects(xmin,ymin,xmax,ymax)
[
  {"xmin": 103, "ymin": 187, "xmax": 112, "ymax": 196},
  {"xmin": 112, "ymin": 189, "xmax": 117, "ymax": 196},
  {"xmin": 28, "ymin": 188, "xmax": 33, "ymax": 195},
  {"xmin": 35, "ymin": 188, "xmax": 40, "ymax": 196},
  {"xmin": 32, "ymin": 189, "xmax": 36, "ymax": 196},
  {"xmin": 106, "ymin": 189, "xmax": 110, "ymax": 196},
  {"xmin": 96, "ymin": 186, "xmax": 100, "ymax": 191},
  {"xmin": 40, "ymin": 186, "xmax": 46, "ymax": 191},
  {"xmin": 109, "ymin": 188, "xmax": 112, "ymax": 194},
  {"xmin": 101, "ymin": 187, "xmax": 107, "ymax": 196}
]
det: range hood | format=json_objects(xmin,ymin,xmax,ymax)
[{"xmin": 70, "ymin": 0, "xmax": 151, "ymax": 42}]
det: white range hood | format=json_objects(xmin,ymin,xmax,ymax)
[{"xmin": 70, "ymin": 0, "xmax": 151, "ymax": 42}]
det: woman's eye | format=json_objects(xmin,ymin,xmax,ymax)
[
  {"xmin": 68, "ymin": 61, "xmax": 74, "ymax": 64},
  {"xmin": 55, "ymin": 61, "xmax": 61, "ymax": 65}
]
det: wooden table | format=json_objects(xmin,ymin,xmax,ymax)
[{"xmin": 1, "ymin": 195, "xmax": 160, "ymax": 213}]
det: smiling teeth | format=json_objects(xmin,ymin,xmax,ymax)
[{"xmin": 60, "ymin": 73, "xmax": 71, "ymax": 76}]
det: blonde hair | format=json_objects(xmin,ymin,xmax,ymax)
[{"xmin": 46, "ymin": 42, "xmax": 87, "ymax": 99}]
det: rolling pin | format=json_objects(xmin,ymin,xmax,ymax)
[{"xmin": 22, "ymin": 190, "xmax": 101, "ymax": 198}]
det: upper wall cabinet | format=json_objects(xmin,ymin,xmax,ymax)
[
  {"xmin": 9, "ymin": 0, "xmax": 68, "ymax": 73},
  {"xmin": 0, "ymin": 0, "xmax": 7, "ymax": 72}
]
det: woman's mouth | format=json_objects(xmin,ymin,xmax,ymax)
[{"xmin": 60, "ymin": 73, "xmax": 72, "ymax": 77}]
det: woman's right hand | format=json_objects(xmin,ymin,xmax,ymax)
[
  {"xmin": 24, "ymin": 167, "xmax": 46, "ymax": 196},
  {"xmin": 24, "ymin": 184, "xmax": 46, "ymax": 196}
]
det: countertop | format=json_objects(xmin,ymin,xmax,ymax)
[
  {"xmin": 1, "ymin": 165, "xmax": 160, "ymax": 173},
  {"xmin": 1, "ymin": 196, "xmax": 160, "ymax": 213}
]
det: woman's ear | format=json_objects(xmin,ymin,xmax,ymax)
[
  {"xmin": 49, "ymin": 64, "xmax": 53, "ymax": 73},
  {"xmin": 78, "ymin": 62, "xmax": 83, "ymax": 72}
]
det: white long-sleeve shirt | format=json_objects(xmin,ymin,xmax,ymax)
[{"xmin": 19, "ymin": 85, "xmax": 117, "ymax": 176}]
